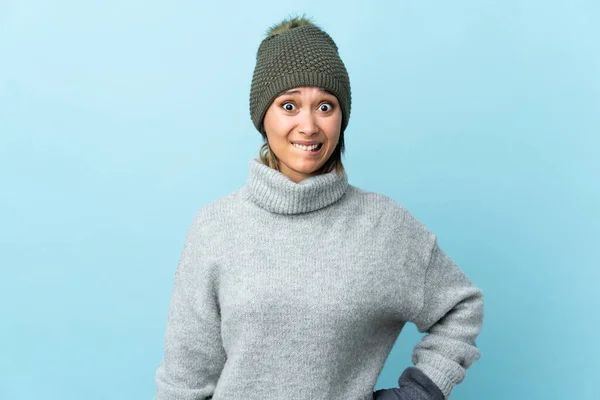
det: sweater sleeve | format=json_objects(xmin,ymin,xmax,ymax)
[
  {"xmin": 154, "ymin": 215, "xmax": 227, "ymax": 400},
  {"xmin": 409, "ymin": 238, "xmax": 484, "ymax": 399}
]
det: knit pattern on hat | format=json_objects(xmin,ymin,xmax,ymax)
[{"xmin": 249, "ymin": 23, "xmax": 351, "ymax": 133}]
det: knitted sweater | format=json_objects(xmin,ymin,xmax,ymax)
[{"xmin": 154, "ymin": 158, "xmax": 484, "ymax": 400}]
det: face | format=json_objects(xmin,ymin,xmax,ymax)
[{"xmin": 263, "ymin": 86, "xmax": 342, "ymax": 183}]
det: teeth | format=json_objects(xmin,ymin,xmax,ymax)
[{"xmin": 293, "ymin": 143, "xmax": 320, "ymax": 151}]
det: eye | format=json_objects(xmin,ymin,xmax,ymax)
[
  {"xmin": 319, "ymin": 102, "xmax": 333, "ymax": 112},
  {"xmin": 281, "ymin": 102, "xmax": 296, "ymax": 111}
]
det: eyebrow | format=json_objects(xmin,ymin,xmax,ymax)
[{"xmin": 281, "ymin": 88, "xmax": 335, "ymax": 96}]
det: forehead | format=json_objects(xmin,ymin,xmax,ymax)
[{"xmin": 278, "ymin": 86, "xmax": 335, "ymax": 97}]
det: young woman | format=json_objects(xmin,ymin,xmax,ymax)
[{"xmin": 154, "ymin": 16, "xmax": 484, "ymax": 400}]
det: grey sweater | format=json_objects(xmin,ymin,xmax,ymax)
[{"xmin": 154, "ymin": 158, "xmax": 484, "ymax": 400}]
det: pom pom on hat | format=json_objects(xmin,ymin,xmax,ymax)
[{"xmin": 264, "ymin": 15, "xmax": 317, "ymax": 37}]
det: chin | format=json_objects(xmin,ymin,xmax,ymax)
[
  {"xmin": 281, "ymin": 158, "xmax": 322, "ymax": 177},
  {"xmin": 291, "ymin": 159, "xmax": 323, "ymax": 170}
]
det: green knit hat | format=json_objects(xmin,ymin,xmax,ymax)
[{"xmin": 249, "ymin": 17, "xmax": 352, "ymax": 134}]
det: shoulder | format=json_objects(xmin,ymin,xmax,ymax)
[
  {"xmin": 185, "ymin": 188, "xmax": 243, "ymax": 236},
  {"xmin": 347, "ymin": 184, "xmax": 436, "ymax": 241},
  {"xmin": 345, "ymin": 184, "xmax": 398, "ymax": 211},
  {"xmin": 346, "ymin": 185, "xmax": 428, "ymax": 224}
]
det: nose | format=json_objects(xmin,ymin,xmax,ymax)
[{"xmin": 298, "ymin": 110, "xmax": 319, "ymax": 136}]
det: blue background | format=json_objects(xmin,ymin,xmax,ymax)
[{"xmin": 1, "ymin": 1, "xmax": 598, "ymax": 399}]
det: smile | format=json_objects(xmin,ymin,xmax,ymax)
[{"xmin": 292, "ymin": 142, "xmax": 324, "ymax": 155}]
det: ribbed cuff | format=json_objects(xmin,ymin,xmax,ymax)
[
  {"xmin": 411, "ymin": 364, "xmax": 455, "ymax": 399},
  {"xmin": 399, "ymin": 367, "xmax": 445, "ymax": 400}
]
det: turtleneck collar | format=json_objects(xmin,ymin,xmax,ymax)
[{"xmin": 241, "ymin": 157, "xmax": 349, "ymax": 215}]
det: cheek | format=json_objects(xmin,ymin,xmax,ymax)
[
  {"xmin": 265, "ymin": 111, "xmax": 292, "ymax": 134},
  {"xmin": 323, "ymin": 114, "xmax": 342, "ymax": 136}
]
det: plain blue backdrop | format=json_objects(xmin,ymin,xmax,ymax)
[{"xmin": 1, "ymin": 1, "xmax": 598, "ymax": 399}]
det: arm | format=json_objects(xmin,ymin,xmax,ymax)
[
  {"xmin": 154, "ymin": 215, "xmax": 227, "ymax": 400},
  {"xmin": 408, "ymin": 237, "xmax": 485, "ymax": 399}
]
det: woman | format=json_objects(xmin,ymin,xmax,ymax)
[{"xmin": 154, "ymin": 16, "xmax": 484, "ymax": 400}]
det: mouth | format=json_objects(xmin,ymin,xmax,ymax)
[{"xmin": 291, "ymin": 142, "xmax": 324, "ymax": 154}]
